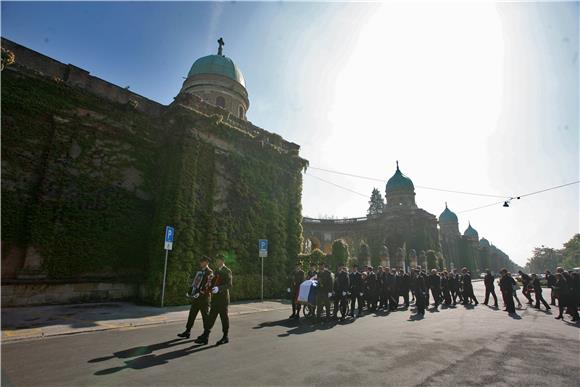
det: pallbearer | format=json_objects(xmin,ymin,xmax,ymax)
[
  {"xmin": 288, "ymin": 263, "xmax": 305, "ymax": 319},
  {"xmin": 349, "ymin": 264, "xmax": 364, "ymax": 317},
  {"xmin": 196, "ymin": 253, "xmax": 232, "ymax": 345},
  {"xmin": 178, "ymin": 255, "xmax": 213, "ymax": 339}
]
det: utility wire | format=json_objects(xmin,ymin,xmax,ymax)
[
  {"xmin": 308, "ymin": 166, "xmax": 508, "ymax": 198},
  {"xmin": 307, "ymin": 168, "xmax": 579, "ymax": 215},
  {"xmin": 305, "ymin": 172, "xmax": 369, "ymax": 198},
  {"xmin": 457, "ymin": 180, "xmax": 580, "ymax": 214}
]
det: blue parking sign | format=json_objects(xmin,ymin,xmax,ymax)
[
  {"xmin": 165, "ymin": 226, "xmax": 174, "ymax": 242},
  {"xmin": 164, "ymin": 226, "xmax": 174, "ymax": 250},
  {"xmin": 259, "ymin": 239, "xmax": 268, "ymax": 258}
]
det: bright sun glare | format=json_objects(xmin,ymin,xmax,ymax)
[{"xmin": 329, "ymin": 3, "xmax": 504, "ymax": 155}]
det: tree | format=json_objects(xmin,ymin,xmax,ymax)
[
  {"xmin": 426, "ymin": 250, "xmax": 437, "ymax": 270},
  {"xmin": 436, "ymin": 251, "xmax": 445, "ymax": 270},
  {"xmin": 367, "ymin": 188, "xmax": 385, "ymax": 216},
  {"xmin": 329, "ymin": 239, "xmax": 349, "ymax": 270},
  {"xmin": 358, "ymin": 241, "xmax": 370, "ymax": 265},
  {"xmin": 562, "ymin": 234, "xmax": 580, "ymax": 269}
]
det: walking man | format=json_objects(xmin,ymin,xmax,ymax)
[
  {"xmin": 178, "ymin": 255, "xmax": 213, "ymax": 339},
  {"xmin": 499, "ymin": 268, "xmax": 516, "ymax": 315},
  {"xmin": 196, "ymin": 254, "xmax": 232, "ymax": 345},
  {"xmin": 483, "ymin": 269, "xmax": 498, "ymax": 307},
  {"xmin": 531, "ymin": 273, "xmax": 550, "ymax": 311}
]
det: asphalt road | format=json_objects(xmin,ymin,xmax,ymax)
[{"xmin": 2, "ymin": 282, "xmax": 579, "ymax": 386}]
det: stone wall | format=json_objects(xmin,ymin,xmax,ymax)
[
  {"xmin": 1, "ymin": 281, "xmax": 137, "ymax": 307},
  {"xmin": 1, "ymin": 37, "xmax": 307, "ymax": 306}
]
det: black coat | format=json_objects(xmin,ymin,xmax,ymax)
[
  {"xmin": 335, "ymin": 271, "xmax": 350, "ymax": 294},
  {"xmin": 349, "ymin": 271, "xmax": 363, "ymax": 293},
  {"xmin": 484, "ymin": 274, "xmax": 495, "ymax": 288}
]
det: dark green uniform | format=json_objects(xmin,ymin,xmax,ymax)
[
  {"xmin": 203, "ymin": 264, "xmax": 233, "ymax": 337},
  {"xmin": 184, "ymin": 267, "xmax": 213, "ymax": 333}
]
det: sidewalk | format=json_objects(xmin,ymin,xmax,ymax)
[{"xmin": 1, "ymin": 299, "xmax": 288, "ymax": 343}]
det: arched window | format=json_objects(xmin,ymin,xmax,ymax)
[
  {"xmin": 238, "ymin": 105, "xmax": 244, "ymax": 119},
  {"xmin": 216, "ymin": 96, "xmax": 226, "ymax": 108}
]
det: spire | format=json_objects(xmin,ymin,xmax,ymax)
[
  {"xmin": 217, "ymin": 37, "xmax": 225, "ymax": 56},
  {"xmin": 396, "ymin": 160, "xmax": 399, "ymax": 171},
  {"xmin": 445, "ymin": 201, "xmax": 448, "ymax": 208}
]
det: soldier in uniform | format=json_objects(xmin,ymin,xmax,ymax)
[
  {"xmin": 349, "ymin": 264, "xmax": 364, "ymax": 318},
  {"xmin": 316, "ymin": 263, "xmax": 333, "ymax": 322},
  {"xmin": 397, "ymin": 268, "xmax": 410, "ymax": 308},
  {"xmin": 531, "ymin": 273, "xmax": 550, "ymax": 311},
  {"xmin": 428, "ymin": 269, "xmax": 441, "ymax": 308},
  {"xmin": 178, "ymin": 256, "xmax": 213, "ymax": 339},
  {"xmin": 440, "ymin": 271, "xmax": 452, "ymax": 305},
  {"xmin": 545, "ymin": 270, "xmax": 556, "ymax": 305},
  {"xmin": 288, "ymin": 263, "xmax": 305, "ymax": 319},
  {"xmin": 196, "ymin": 254, "xmax": 232, "ymax": 345},
  {"xmin": 412, "ymin": 269, "xmax": 427, "ymax": 316},
  {"xmin": 483, "ymin": 269, "xmax": 498, "ymax": 307},
  {"xmin": 461, "ymin": 267, "xmax": 478, "ymax": 305},
  {"xmin": 518, "ymin": 270, "xmax": 534, "ymax": 305},
  {"xmin": 366, "ymin": 266, "xmax": 379, "ymax": 312},
  {"xmin": 499, "ymin": 268, "xmax": 516, "ymax": 314},
  {"xmin": 333, "ymin": 266, "xmax": 350, "ymax": 319},
  {"xmin": 307, "ymin": 264, "xmax": 318, "ymax": 280}
]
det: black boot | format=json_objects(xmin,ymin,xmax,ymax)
[
  {"xmin": 177, "ymin": 330, "xmax": 190, "ymax": 339},
  {"xmin": 216, "ymin": 336, "xmax": 229, "ymax": 345},
  {"xmin": 194, "ymin": 333, "xmax": 209, "ymax": 344}
]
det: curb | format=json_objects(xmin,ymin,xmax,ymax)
[{"xmin": 2, "ymin": 304, "xmax": 288, "ymax": 344}]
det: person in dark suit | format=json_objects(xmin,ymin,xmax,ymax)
[
  {"xmin": 483, "ymin": 269, "xmax": 498, "ymax": 307},
  {"xmin": 440, "ymin": 271, "xmax": 452, "ymax": 305},
  {"xmin": 461, "ymin": 267, "xmax": 478, "ymax": 305},
  {"xmin": 545, "ymin": 270, "xmax": 556, "ymax": 305},
  {"xmin": 499, "ymin": 268, "xmax": 516, "ymax": 314},
  {"xmin": 288, "ymin": 263, "xmax": 305, "ymax": 319},
  {"xmin": 412, "ymin": 269, "xmax": 426, "ymax": 316},
  {"xmin": 196, "ymin": 254, "xmax": 232, "ymax": 345},
  {"xmin": 398, "ymin": 269, "xmax": 410, "ymax": 308},
  {"xmin": 518, "ymin": 270, "xmax": 534, "ymax": 305},
  {"xmin": 316, "ymin": 262, "xmax": 333, "ymax": 322},
  {"xmin": 428, "ymin": 269, "xmax": 441, "ymax": 308},
  {"xmin": 333, "ymin": 266, "xmax": 350, "ymax": 319},
  {"xmin": 366, "ymin": 267, "xmax": 379, "ymax": 312},
  {"xmin": 349, "ymin": 264, "xmax": 363, "ymax": 317},
  {"xmin": 178, "ymin": 256, "xmax": 213, "ymax": 339},
  {"xmin": 449, "ymin": 269, "xmax": 459, "ymax": 305},
  {"xmin": 531, "ymin": 273, "xmax": 550, "ymax": 311},
  {"xmin": 553, "ymin": 272, "xmax": 569, "ymax": 320},
  {"xmin": 383, "ymin": 267, "xmax": 397, "ymax": 311}
]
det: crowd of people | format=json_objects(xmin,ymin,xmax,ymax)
[{"xmin": 288, "ymin": 263, "xmax": 580, "ymax": 322}]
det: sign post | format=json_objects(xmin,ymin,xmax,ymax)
[
  {"xmin": 258, "ymin": 239, "xmax": 268, "ymax": 302},
  {"xmin": 161, "ymin": 226, "xmax": 174, "ymax": 308}
]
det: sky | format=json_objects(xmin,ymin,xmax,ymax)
[{"xmin": 2, "ymin": 1, "xmax": 578, "ymax": 266}]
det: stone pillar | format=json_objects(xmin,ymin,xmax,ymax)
[
  {"xmin": 409, "ymin": 249, "xmax": 418, "ymax": 269},
  {"xmin": 395, "ymin": 247, "xmax": 404, "ymax": 269},
  {"xmin": 380, "ymin": 244, "xmax": 390, "ymax": 268},
  {"xmin": 419, "ymin": 250, "xmax": 427, "ymax": 270}
]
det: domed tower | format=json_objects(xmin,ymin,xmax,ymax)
[
  {"xmin": 463, "ymin": 222, "xmax": 479, "ymax": 241},
  {"xmin": 439, "ymin": 202, "xmax": 460, "ymax": 236},
  {"xmin": 179, "ymin": 38, "xmax": 249, "ymax": 120},
  {"xmin": 385, "ymin": 161, "xmax": 416, "ymax": 208}
]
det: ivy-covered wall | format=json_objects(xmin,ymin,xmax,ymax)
[{"xmin": 2, "ymin": 63, "xmax": 306, "ymax": 305}]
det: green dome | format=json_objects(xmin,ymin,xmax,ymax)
[
  {"xmin": 386, "ymin": 162, "xmax": 415, "ymax": 193},
  {"xmin": 480, "ymin": 238, "xmax": 490, "ymax": 247},
  {"xmin": 187, "ymin": 55, "xmax": 246, "ymax": 87},
  {"xmin": 464, "ymin": 223, "xmax": 479, "ymax": 239},
  {"xmin": 439, "ymin": 203, "xmax": 458, "ymax": 223}
]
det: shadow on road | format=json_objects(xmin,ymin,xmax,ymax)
[
  {"xmin": 88, "ymin": 338, "xmax": 196, "ymax": 363},
  {"xmin": 92, "ymin": 340, "xmax": 217, "ymax": 375}
]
